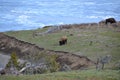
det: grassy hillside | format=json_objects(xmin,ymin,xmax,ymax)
[
  {"xmin": 1, "ymin": 25, "xmax": 120, "ymax": 80},
  {"xmin": 5, "ymin": 26, "xmax": 120, "ymax": 62},
  {"xmin": 0, "ymin": 70, "xmax": 119, "ymax": 80}
]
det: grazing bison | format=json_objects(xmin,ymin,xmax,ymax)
[
  {"xmin": 59, "ymin": 36, "xmax": 67, "ymax": 46},
  {"xmin": 105, "ymin": 18, "xmax": 116, "ymax": 24}
]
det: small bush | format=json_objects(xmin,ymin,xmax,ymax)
[
  {"xmin": 45, "ymin": 54, "xmax": 60, "ymax": 72},
  {"xmin": 6, "ymin": 52, "xmax": 19, "ymax": 69}
]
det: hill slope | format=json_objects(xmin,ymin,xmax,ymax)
[
  {"xmin": 0, "ymin": 22, "xmax": 120, "ymax": 70},
  {"xmin": 0, "ymin": 33, "xmax": 94, "ymax": 70},
  {"xmin": 4, "ymin": 23, "xmax": 120, "ymax": 62}
]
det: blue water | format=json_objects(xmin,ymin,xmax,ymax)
[{"xmin": 0, "ymin": 0, "xmax": 120, "ymax": 32}]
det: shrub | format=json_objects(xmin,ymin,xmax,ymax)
[
  {"xmin": 22, "ymin": 51, "xmax": 60, "ymax": 74},
  {"xmin": 6, "ymin": 52, "xmax": 19, "ymax": 69},
  {"xmin": 45, "ymin": 54, "xmax": 60, "ymax": 72}
]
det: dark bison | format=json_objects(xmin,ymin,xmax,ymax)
[
  {"xmin": 105, "ymin": 18, "xmax": 116, "ymax": 24},
  {"xmin": 59, "ymin": 36, "xmax": 67, "ymax": 46}
]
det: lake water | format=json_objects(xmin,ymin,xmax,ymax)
[{"xmin": 0, "ymin": 0, "xmax": 120, "ymax": 32}]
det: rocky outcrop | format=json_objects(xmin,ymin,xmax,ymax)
[
  {"xmin": 59, "ymin": 23, "xmax": 98, "ymax": 29},
  {"xmin": 0, "ymin": 33, "xmax": 94, "ymax": 70},
  {"xmin": 35, "ymin": 21, "xmax": 120, "ymax": 36}
]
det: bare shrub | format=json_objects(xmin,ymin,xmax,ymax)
[{"xmin": 96, "ymin": 55, "xmax": 112, "ymax": 70}]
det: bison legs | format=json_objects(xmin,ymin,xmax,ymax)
[{"xmin": 59, "ymin": 39, "xmax": 67, "ymax": 46}]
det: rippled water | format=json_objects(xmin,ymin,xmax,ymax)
[{"xmin": 0, "ymin": 0, "xmax": 120, "ymax": 32}]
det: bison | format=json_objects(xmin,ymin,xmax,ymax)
[
  {"xmin": 59, "ymin": 36, "xmax": 67, "ymax": 46},
  {"xmin": 105, "ymin": 18, "xmax": 116, "ymax": 24}
]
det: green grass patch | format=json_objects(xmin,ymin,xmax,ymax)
[
  {"xmin": 0, "ymin": 70, "xmax": 119, "ymax": 80},
  {"xmin": 4, "ymin": 27, "xmax": 120, "ymax": 63}
]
